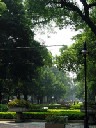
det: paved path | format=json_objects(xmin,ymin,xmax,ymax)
[
  {"xmin": 66, "ymin": 123, "xmax": 96, "ymax": 128},
  {"xmin": 0, "ymin": 121, "xmax": 96, "ymax": 128},
  {"xmin": 0, "ymin": 121, "xmax": 45, "ymax": 128}
]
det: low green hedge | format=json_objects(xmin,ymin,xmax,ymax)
[
  {"xmin": 0, "ymin": 112, "xmax": 16, "ymax": 119},
  {"xmin": 30, "ymin": 104, "xmax": 71, "ymax": 110},
  {"xmin": 0, "ymin": 110, "xmax": 84, "ymax": 120}
]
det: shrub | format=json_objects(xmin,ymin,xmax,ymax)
[
  {"xmin": 0, "ymin": 104, "xmax": 8, "ymax": 112},
  {"xmin": 8, "ymin": 99, "xmax": 31, "ymax": 109},
  {"xmin": 45, "ymin": 115, "xmax": 67, "ymax": 124},
  {"xmin": 70, "ymin": 104, "xmax": 81, "ymax": 109},
  {"xmin": 0, "ymin": 112, "xmax": 16, "ymax": 119},
  {"xmin": 0, "ymin": 110, "xmax": 84, "ymax": 120}
]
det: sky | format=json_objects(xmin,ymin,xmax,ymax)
[{"xmin": 34, "ymin": 26, "xmax": 79, "ymax": 56}]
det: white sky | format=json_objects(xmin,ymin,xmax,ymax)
[{"xmin": 34, "ymin": 27, "xmax": 79, "ymax": 56}]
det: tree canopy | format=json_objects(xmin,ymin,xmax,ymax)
[
  {"xmin": 24, "ymin": 0, "xmax": 96, "ymax": 36},
  {"xmin": 0, "ymin": 0, "xmax": 52, "ymax": 101},
  {"xmin": 56, "ymin": 26, "xmax": 96, "ymax": 101}
]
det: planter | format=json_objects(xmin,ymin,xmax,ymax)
[
  {"xmin": 45, "ymin": 123, "xmax": 65, "ymax": 128},
  {"xmin": 45, "ymin": 115, "xmax": 67, "ymax": 128},
  {"xmin": 8, "ymin": 99, "xmax": 31, "ymax": 122},
  {"xmin": 15, "ymin": 112, "xmax": 24, "ymax": 123},
  {"xmin": 8, "ymin": 107, "xmax": 29, "ymax": 122},
  {"xmin": 8, "ymin": 107, "xmax": 29, "ymax": 112}
]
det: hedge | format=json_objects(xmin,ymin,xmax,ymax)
[{"xmin": 0, "ymin": 110, "xmax": 84, "ymax": 120}]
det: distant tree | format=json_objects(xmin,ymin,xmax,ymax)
[{"xmin": 33, "ymin": 66, "xmax": 73, "ymax": 104}]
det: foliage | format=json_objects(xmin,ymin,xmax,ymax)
[
  {"xmin": 0, "ymin": 112, "xmax": 16, "ymax": 119},
  {"xmin": 8, "ymin": 99, "xmax": 31, "ymax": 108},
  {"xmin": 25, "ymin": 0, "xmax": 96, "ymax": 36},
  {"xmin": 0, "ymin": 110, "xmax": 84, "ymax": 120},
  {"xmin": 0, "ymin": 0, "xmax": 52, "ymax": 101},
  {"xmin": 0, "ymin": 104, "xmax": 8, "ymax": 112},
  {"xmin": 45, "ymin": 115, "xmax": 67, "ymax": 124},
  {"xmin": 56, "ymin": 27, "xmax": 96, "ymax": 101},
  {"xmin": 70, "ymin": 103, "xmax": 83, "ymax": 110},
  {"xmin": 33, "ymin": 66, "xmax": 72, "ymax": 103},
  {"xmin": 0, "ymin": 0, "xmax": 6, "ymax": 15}
]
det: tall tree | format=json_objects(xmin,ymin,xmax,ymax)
[
  {"xmin": 56, "ymin": 29, "xmax": 96, "ymax": 101},
  {"xmin": 0, "ymin": 0, "xmax": 52, "ymax": 101}
]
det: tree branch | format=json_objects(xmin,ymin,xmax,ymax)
[
  {"xmin": 88, "ymin": 2, "xmax": 96, "ymax": 8},
  {"xmin": 80, "ymin": 0, "xmax": 89, "ymax": 17},
  {"xmin": 49, "ymin": 0, "xmax": 96, "ymax": 35}
]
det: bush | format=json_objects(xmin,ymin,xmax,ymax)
[
  {"xmin": 45, "ymin": 115, "xmax": 67, "ymax": 124},
  {"xmin": 70, "ymin": 103, "xmax": 83, "ymax": 110},
  {"xmin": 0, "ymin": 112, "xmax": 16, "ymax": 119},
  {"xmin": 0, "ymin": 104, "xmax": 8, "ymax": 112},
  {"xmin": 8, "ymin": 99, "xmax": 31, "ymax": 109},
  {"xmin": 23, "ymin": 112, "xmax": 46, "ymax": 120}
]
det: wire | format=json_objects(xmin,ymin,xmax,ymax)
[{"xmin": 0, "ymin": 45, "xmax": 65, "ymax": 50}]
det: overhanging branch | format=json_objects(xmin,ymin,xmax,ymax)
[{"xmin": 89, "ymin": 2, "xmax": 96, "ymax": 8}]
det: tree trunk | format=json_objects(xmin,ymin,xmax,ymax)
[
  {"xmin": 24, "ymin": 94, "xmax": 28, "ymax": 101},
  {"xmin": 17, "ymin": 92, "xmax": 20, "ymax": 99},
  {"xmin": 40, "ymin": 96, "xmax": 43, "ymax": 104},
  {"xmin": 37, "ymin": 96, "xmax": 40, "ymax": 104}
]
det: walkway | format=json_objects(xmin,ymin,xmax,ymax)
[
  {"xmin": 0, "ymin": 121, "xmax": 45, "ymax": 128},
  {"xmin": 66, "ymin": 123, "xmax": 96, "ymax": 128},
  {"xmin": 0, "ymin": 121, "xmax": 96, "ymax": 128}
]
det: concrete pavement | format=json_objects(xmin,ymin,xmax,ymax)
[
  {"xmin": 0, "ymin": 121, "xmax": 96, "ymax": 128},
  {"xmin": 66, "ymin": 123, "xmax": 96, "ymax": 128},
  {"xmin": 0, "ymin": 121, "xmax": 45, "ymax": 128}
]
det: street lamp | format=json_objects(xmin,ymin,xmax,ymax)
[{"xmin": 81, "ymin": 42, "xmax": 89, "ymax": 128}]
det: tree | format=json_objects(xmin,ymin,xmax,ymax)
[
  {"xmin": 32, "ymin": 66, "xmax": 73, "ymax": 104},
  {"xmin": 0, "ymin": 0, "xmax": 52, "ymax": 101},
  {"xmin": 25, "ymin": 0, "xmax": 96, "ymax": 36},
  {"xmin": 56, "ymin": 27, "xmax": 96, "ymax": 101}
]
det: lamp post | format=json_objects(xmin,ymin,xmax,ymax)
[{"xmin": 81, "ymin": 42, "xmax": 89, "ymax": 128}]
